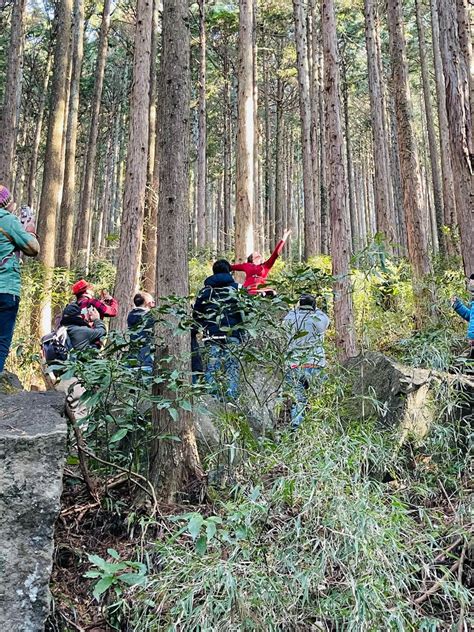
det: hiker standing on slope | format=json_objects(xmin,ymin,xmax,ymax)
[
  {"xmin": 0, "ymin": 185, "xmax": 40, "ymax": 375},
  {"xmin": 231, "ymin": 229, "xmax": 291, "ymax": 295},
  {"xmin": 193, "ymin": 259, "xmax": 245, "ymax": 399},
  {"xmin": 284, "ymin": 294, "xmax": 330, "ymax": 430}
]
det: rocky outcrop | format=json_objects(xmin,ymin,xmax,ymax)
[
  {"xmin": 0, "ymin": 379, "xmax": 66, "ymax": 632},
  {"xmin": 345, "ymin": 352, "xmax": 473, "ymax": 441}
]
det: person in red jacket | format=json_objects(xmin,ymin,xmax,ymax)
[
  {"xmin": 71, "ymin": 279, "xmax": 118, "ymax": 319},
  {"xmin": 231, "ymin": 229, "xmax": 291, "ymax": 294}
]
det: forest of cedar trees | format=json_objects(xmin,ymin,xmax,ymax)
[{"xmin": 0, "ymin": 0, "xmax": 473, "ymax": 629}]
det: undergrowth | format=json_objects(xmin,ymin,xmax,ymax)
[{"xmin": 48, "ymin": 370, "xmax": 472, "ymax": 631}]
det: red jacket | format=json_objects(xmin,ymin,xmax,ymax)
[
  {"xmin": 77, "ymin": 295, "xmax": 118, "ymax": 318},
  {"xmin": 231, "ymin": 240, "xmax": 285, "ymax": 293}
]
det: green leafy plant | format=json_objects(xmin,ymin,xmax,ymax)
[{"xmin": 84, "ymin": 549, "xmax": 148, "ymax": 601}]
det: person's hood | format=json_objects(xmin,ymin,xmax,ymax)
[
  {"xmin": 204, "ymin": 273, "xmax": 237, "ymax": 288},
  {"xmin": 127, "ymin": 307, "xmax": 149, "ymax": 327},
  {"xmin": 61, "ymin": 303, "xmax": 88, "ymax": 328},
  {"xmin": 0, "ymin": 207, "xmax": 11, "ymax": 219}
]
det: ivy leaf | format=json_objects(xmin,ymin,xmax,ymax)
[
  {"xmin": 168, "ymin": 408, "xmax": 179, "ymax": 422},
  {"xmin": 117, "ymin": 573, "xmax": 147, "ymax": 586},
  {"xmin": 187, "ymin": 513, "xmax": 204, "ymax": 541},
  {"xmin": 93, "ymin": 575, "xmax": 114, "ymax": 601},
  {"xmin": 109, "ymin": 428, "xmax": 128, "ymax": 443},
  {"xmin": 195, "ymin": 534, "xmax": 208, "ymax": 555},
  {"xmin": 206, "ymin": 520, "xmax": 217, "ymax": 541}
]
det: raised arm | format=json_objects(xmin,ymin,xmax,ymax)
[
  {"xmin": 452, "ymin": 297, "xmax": 471, "ymax": 322},
  {"xmin": 263, "ymin": 229, "xmax": 291, "ymax": 270}
]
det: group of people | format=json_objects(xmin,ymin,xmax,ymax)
[{"xmin": 1, "ymin": 182, "xmax": 474, "ymax": 425}]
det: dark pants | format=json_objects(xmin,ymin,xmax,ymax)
[{"xmin": 0, "ymin": 293, "xmax": 20, "ymax": 373}]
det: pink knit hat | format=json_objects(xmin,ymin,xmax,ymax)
[{"xmin": 0, "ymin": 185, "xmax": 12, "ymax": 207}]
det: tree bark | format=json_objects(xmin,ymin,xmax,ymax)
[
  {"xmin": 437, "ymin": 0, "xmax": 473, "ymax": 275},
  {"xmin": 308, "ymin": 0, "xmax": 321, "ymax": 253},
  {"xmin": 149, "ymin": 0, "xmax": 202, "ymax": 502},
  {"xmin": 26, "ymin": 52, "xmax": 52, "ymax": 209},
  {"xmin": 73, "ymin": 0, "xmax": 112, "ymax": 271},
  {"xmin": 455, "ymin": 0, "xmax": 473, "ymax": 157},
  {"xmin": 223, "ymin": 34, "xmax": 232, "ymax": 252},
  {"xmin": 387, "ymin": 0, "xmax": 433, "ymax": 323},
  {"xmin": 414, "ymin": 0, "xmax": 445, "ymax": 257},
  {"xmin": 363, "ymin": 0, "xmax": 396, "ymax": 250},
  {"xmin": 36, "ymin": 0, "xmax": 72, "ymax": 336},
  {"xmin": 142, "ymin": 0, "xmax": 159, "ymax": 293},
  {"xmin": 293, "ymin": 0, "xmax": 316, "ymax": 259},
  {"xmin": 321, "ymin": 0, "xmax": 357, "ymax": 361},
  {"xmin": 196, "ymin": 0, "xmax": 207, "ymax": 249},
  {"xmin": 57, "ymin": 0, "xmax": 84, "ymax": 268},
  {"xmin": 235, "ymin": 0, "xmax": 255, "ymax": 263},
  {"xmin": 430, "ymin": 0, "xmax": 457, "ymax": 254},
  {"xmin": 113, "ymin": 0, "xmax": 153, "ymax": 329},
  {"xmin": 0, "ymin": 0, "xmax": 27, "ymax": 185}
]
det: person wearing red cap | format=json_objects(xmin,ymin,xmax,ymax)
[{"xmin": 71, "ymin": 279, "xmax": 118, "ymax": 319}]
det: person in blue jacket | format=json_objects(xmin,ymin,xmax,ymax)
[{"xmin": 452, "ymin": 273, "xmax": 474, "ymax": 358}]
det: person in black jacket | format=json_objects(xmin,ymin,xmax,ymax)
[
  {"xmin": 193, "ymin": 259, "xmax": 244, "ymax": 399},
  {"xmin": 127, "ymin": 291, "xmax": 156, "ymax": 370},
  {"xmin": 60, "ymin": 303, "xmax": 106, "ymax": 350}
]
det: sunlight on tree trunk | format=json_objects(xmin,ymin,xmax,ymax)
[{"xmin": 149, "ymin": 0, "xmax": 202, "ymax": 502}]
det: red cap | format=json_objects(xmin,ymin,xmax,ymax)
[{"xmin": 71, "ymin": 279, "xmax": 90, "ymax": 295}]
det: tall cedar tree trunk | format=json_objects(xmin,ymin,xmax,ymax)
[
  {"xmin": 318, "ymin": 27, "xmax": 329, "ymax": 254},
  {"xmin": 293, "ymin": 0, "xmax": 317, "ymax": 259},
  {"xmin": 430, "ymin": 0, "xmax": 457, "ymax": 253},
  {"xmin": 341, "ymin": 62, "xmax": 356, "ymax": 253},
  {"xmin": 235, "ymin": 0, "xmax": 255, "ymax": 263},
  {"xmin": 414, "ymin": 0, "xmax": 445, "ymax": 257},
  {"xmin": 308, "ymin": 0, "xmax": 321, "ymax": 253},
  {"xmin": 438, "ymin": 0, "xmax": 473, "ymax": 275},
  {"xmin": 223, "ymin": 34, "xmax": 232, "ymax": 252},
  {"xmin": 274, "ymin": 71, "xmax": 285, "ymax": 240},
  {"xmin": 149, "ymin": 0, "xmax": 202, "ymax": 501},
  {"xmin": 27, "ymin": 52, "xmax": 51, "ymax": 208},
  {"xmin": 142, "ymin": 0, "xmax": 159, "ymax": 293},
  {"xmin": 57, "ymin": 0, "xmax": 84, "ymax": 268},
  {"xmin": 36, "ymin": 0, "xmax": 72, "ymax": 336},
  {"xmin": 113, "ymin": 0, "xmax": 153, "ymax": 329},
  {"xmin": 73, "ymin": 0, "xmax": 112, "ymax": 270},
  {"xmin": 363, "ymin": 0, "xmax": 396, "ymax": 249},
  {"xmin": 387, "ymin": 0, "xmax": 433, "ymax": 324},
  {"xmin": 0, "ymin": 0, "xmax": 26, "ymax": 185},
  {"xmin": 321, "ymin": 0, "xmax": 357, "ymax": 361},
  {"xmin": 196, "ymin": 0, "xmax": 207, "ymax": 249},
  {"xmin": 455, "ymin": 0, "xmax": 473, "ymax": 156}
]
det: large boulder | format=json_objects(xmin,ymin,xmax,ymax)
[
  {"xmin": 195, "ymin": 365, "xmax": 284, "ymax": 459},
  {"xmin": 0, "ymin": 386, "xmax": 66, "ymax": 631},
  {"xmin": 345, "ymin": 352, "xmax": 473, "ymax": 440}
]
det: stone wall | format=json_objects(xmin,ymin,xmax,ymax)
[{"xmin": 0, "ymin": 381, "xmax": 66, "ymax": 632}]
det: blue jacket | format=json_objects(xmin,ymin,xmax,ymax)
[
  {"xmin": 453, "ymin": 298, "xmax": 474, "ymax": 340},
  {"xmin": 193, "ymin": 273, "xmax": 244, "ymax": 341}
]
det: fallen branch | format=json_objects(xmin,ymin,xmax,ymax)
[
  {"xmin": 415, "ymin": 558, "xmax": 462, "ymax": 605},
  {"xmin": 80, "ymin": 447, "xmax": 159, "ymax": 516}
]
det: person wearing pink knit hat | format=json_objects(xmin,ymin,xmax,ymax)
[{"xmin": 0, "ymin": 185, "xmax": 40, "ymax": 375}]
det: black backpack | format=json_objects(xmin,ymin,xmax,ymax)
[{"xmin": 41, "ymin": 326, "xmax": 71, "ymax": 364}]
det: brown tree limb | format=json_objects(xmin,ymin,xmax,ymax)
[{"xmin": 64, "ymin": 402, "xmax": 98, "ymax": 502}]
